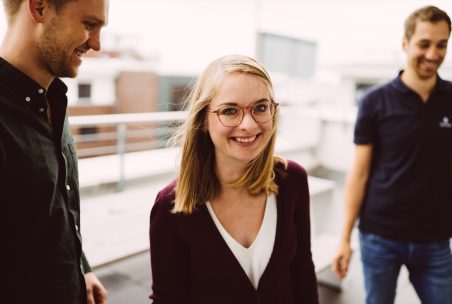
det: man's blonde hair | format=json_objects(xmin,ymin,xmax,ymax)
[
  {"xmin": 172, "ymin": 54, "xmax": 284, "ymax": 214},
  {"xmin": 2, "ymin": 0, "xmax": 73, "ymax": 23}
]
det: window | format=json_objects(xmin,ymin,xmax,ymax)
[
  {"xmin": 355, "ymin": 82, "xmax": 376, "ymax": 105},
  {"xmin": 78, "ymin": 83, "xmax": 92, "ymax": 104}
]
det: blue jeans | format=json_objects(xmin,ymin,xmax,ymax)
[{"xmin": 359, "ymin": 232, "xmax": 452, "ymax": 304}]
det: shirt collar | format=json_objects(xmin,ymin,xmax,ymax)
[
  {"xmin": 390, "ymin": 70, "xmax": 448, "ymax": 94},
  {"xmin": 0, "ymin": 57, "xmax": 68, "ymax": 111}
]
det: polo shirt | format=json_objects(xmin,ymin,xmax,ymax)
[
  {"xmin": 0, "ymin": 57, "xmax": 90, "ymax": 304},
  {"xmin": 355, "ymin": 72, "xmax": 452, "ymax": 242}
]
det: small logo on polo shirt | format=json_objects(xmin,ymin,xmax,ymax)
[{"xmin": 439, "ymin": 117, "xmax": 452, "ymax": 128}]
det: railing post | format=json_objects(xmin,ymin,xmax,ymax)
[{"xmin": 117, "ymin": 123, "xmax": 127, "ymax": 192}]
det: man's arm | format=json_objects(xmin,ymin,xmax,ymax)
[{"xmin": 332, "ymin": 144, "xmax": 373, "ymax": 279}]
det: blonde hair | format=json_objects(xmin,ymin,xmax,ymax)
[
  {"xmin": 3, "ymin": 0, "xmax": 75, "ymax": 23},
  {"xmin": 171, "ymin": 55, "xmax": 285, "ymax": 214}
]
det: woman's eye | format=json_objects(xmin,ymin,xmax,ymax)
[
  {"xmin": 254, "ymin": 103, "xmax": 268, "ymax": 113},
  {"xmin": 220, "ymin": 107, "xmax": 239, "ymax": 116}
]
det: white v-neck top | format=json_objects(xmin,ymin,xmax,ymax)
[{"xmin": 206, "ymin": 194, "xmax": 277, "ymax": 289}]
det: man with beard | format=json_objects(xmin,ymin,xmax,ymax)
[
  {"xmin": 332, "ymin": 5, "xmax": 452, "ymax": 304},
  {"xmin": 0, "ymin": 0, "xmax": 108, "ymax": 303}
]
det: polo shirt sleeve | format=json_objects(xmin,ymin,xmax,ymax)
[{"xmin": 354, "ymin": 92, "xmax": 377, "ymax": 145}]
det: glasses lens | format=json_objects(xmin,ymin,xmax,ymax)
[
  {"xmin": 218, "ymin": 106, "xmax": 242, "ymax": 126},
  {"xmin": 252, "ymin": 102, "xmax": 273, "ymax": 123}
]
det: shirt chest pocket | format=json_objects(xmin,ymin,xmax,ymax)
[{"xmin": 5, "ymin": 135, "xmax": 60, "ymax": 215}]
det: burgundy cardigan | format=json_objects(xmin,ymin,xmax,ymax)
[{"xmin": 149, "ymin": 160, "xmax": 319, "ymax": 304}]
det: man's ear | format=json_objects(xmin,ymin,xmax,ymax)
[
  {"xmin": 402, "ymin": 37, "xmax": 409, "ymax": 52},
  {"xmin": 28, "ymin": 0, "xmax": 45, "ymax": 22}
]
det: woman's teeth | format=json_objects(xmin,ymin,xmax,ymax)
[{"xmin": 235, "ymin": 135, "xmax": 257, "ymax": 143}]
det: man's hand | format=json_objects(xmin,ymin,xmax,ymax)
[
  {"xmin": 85, "ymin": 272, "xmax": 107, "ymax": 304},
  {"xmin": 332, "ymin": 242, "xmax": 353, "ymax": 279}
]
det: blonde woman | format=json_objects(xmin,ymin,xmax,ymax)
[{"xmin": 149, "ymin": 55, "xmax": 318, "ymax": 304}]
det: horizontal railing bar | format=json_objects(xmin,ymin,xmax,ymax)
[
  {"xmin": 73, "ymin": 128, "xmax": 174, "ymax": 144},
  {"xmin": 76, "ymin": 141, "xmax": 167, "ymax": 158},
  {"xmin": 69, "ymin": 111, "xmax": 188, "ymax": 126},
  {"xmin": 76, "ymin": 145, "xmax": 118, "ymax": 157}
]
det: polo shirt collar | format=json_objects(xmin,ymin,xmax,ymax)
[
  {"xmin": 391, "ymin": 70, "xmax": 448, "ymax": 94},
  {"xmin": 0, "ymin": 57, "xmax": 68, "ymax": 111}
]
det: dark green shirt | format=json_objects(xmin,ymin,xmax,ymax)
[{"xmin": 0, "ymin": 57, "xmax": 91, "ymax": 304}]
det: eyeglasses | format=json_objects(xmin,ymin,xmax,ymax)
[{"xmin": 208, "ymin": 101, "xmax": 278, "ymax": 127}]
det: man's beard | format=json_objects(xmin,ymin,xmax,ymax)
[{"xmin": 37, "ymin": 20, "xmax": 78, "ymax": 78}]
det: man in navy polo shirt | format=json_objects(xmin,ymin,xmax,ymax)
[{"xmin": 332, "ymin": 5, "xmax": 452, "ymax": 304}]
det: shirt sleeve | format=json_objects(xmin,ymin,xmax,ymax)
[
  {"xmin": 354, "ymin": 92, "xmax": 377, "ymax": 145},
  {"xmin": 289, "ymin": 163, "xmax": 319, "ymax": 303},
  {"xmin": 81, "ymin": 250, "xmax": 92, "ymax": 273},
  {"xmin": 149, "ymin": 189, "xmax": 190, "ymax": 304}
]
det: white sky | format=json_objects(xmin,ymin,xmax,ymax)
[{"xmin": 2, "ymin": 0, "xmax": 452, "ymax": 74}]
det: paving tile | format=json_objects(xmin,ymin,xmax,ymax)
[
  {"xmin": 95, "ymin": 270, "xmax": 131, "ymax": 292},
  {"xmin": 106, "ymin": 251, "xmax": 152, "ymax": 283},
  {"xmin": 106, "ymin": 282, "xmax": 150, "ymax": 304}
]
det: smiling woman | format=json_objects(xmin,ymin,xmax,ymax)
[{"xmin": 149, "ymin": 55, "xmax": 319, "ymax": 304}]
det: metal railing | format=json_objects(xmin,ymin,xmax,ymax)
[{"xmin": 69, "ymin": 111, "xmax": 187, "ymax": 191}]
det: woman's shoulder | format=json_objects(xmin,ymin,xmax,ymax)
[
  {"xmin": 286, "ymin": 159, "xmax": 307, "ymax": 176},
  {"xmin": 152, "ymin": 180, "xmax": 177, "ymax": 213},
  {"xmin": 275, "ymin": 158, "xmax": 307, "ymax": 180},
  {"xmin": 156, "ymin": 180, "xmax": 177, "ymax": 201}
]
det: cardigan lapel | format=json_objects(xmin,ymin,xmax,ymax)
[
  {"xmin": 256, "ymin": 171, "xmax": 285, "ymax": 292},
  {"xmin": 199, "ymin": 204, "xmax": 257, "ymax": 292}
]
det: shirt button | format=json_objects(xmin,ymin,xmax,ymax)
[
  {"xmin": 66, "ymin": 184, "xmax": 71, "ymax": 191},
  {"xmin": 25, "ymin": 97, "xmax": 31, "ymax": 102},
  {"xmin": 38, "ymin": 108, "xmax": 45, "ymax": 112},
  {"xmin": 38, "ymin": 89, "xmax": 44, "ymax": 94}
]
